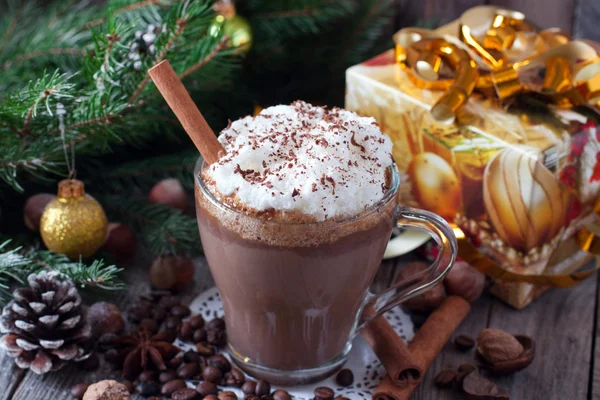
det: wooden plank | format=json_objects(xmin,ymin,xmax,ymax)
[
  {"xmin": 572, "ymin": 0, "xmax": 600, "ymax": 41},
  {"xmin": 423, "ymin": 0, "xmax": 486, "ymax": 25},
  {"xmin": 487, "ymin": 275, "xmax": 596, "ymax": 399},
  {"xmin": 0, "ymin": 351, "xmax": 26, "ymax": 400},
  {"xmin": 8, "ymin": 255, "xmax": 215, "ymax": 400},
  {"xmin": 591, "ymin": 273, "xmax": 600, "ymax": 399},
  {"xmin": 409, "ymin": 294, "xmax": 491, "ymax": 399},
  {"xmin": 488, "ymin": 0, "xmax": 575, "ymax": 32}
]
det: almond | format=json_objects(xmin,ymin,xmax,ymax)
[{"xmin": 476, "ymin": 328, "xmax": 524, "ymax": 363}]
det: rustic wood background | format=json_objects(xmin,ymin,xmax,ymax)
[
  {"xmin": 0, "ymin": 254, "xmax": 598, "ymax": 399},
  {"xmin": 394, "ymin": 0, "xmax": 600, "ymax": 42}
]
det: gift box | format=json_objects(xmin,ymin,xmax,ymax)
[{"xmin": 345, "ymin": 5, "xmax": 600, "ymax": 309}]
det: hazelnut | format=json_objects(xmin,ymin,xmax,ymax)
[
  {"xmin": 476, "ymin": 328, "xmax": 524, "ymax": 362},
  {"xmin": 149, "ymin": 178, "xmax": 188, "ymax": 211},
  {"xmin": 396, "ymin": 262, "xmax": 446, "ymax": 311},
  {"xmin": 83, "ymin": 380, "xmax": 130, "ymax": 400},
  {"xmin": 87, "ymin": 302, "xmax": 125, "ymax": 338},
  {"xmin": 444, "ymin": 261, "xmax": 485, "ymax": 303},
  {"xmin": 150, "ymin": 256, "xmax": 195, "ymax": 290}
]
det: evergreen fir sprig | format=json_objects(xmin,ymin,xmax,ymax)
[
  {"xmin": 0, "ymin": 0, "xmax": 236, "ymax": 192},
  {"xmin": 98, "ymin": 149, "xmax": 198, "ymax": 191},
  {"xmin": 0, "ymin": 240, "xmax": 125, "ymax": 308},
  {"xmin": 101, "ymin": 196, "xmax": 201, "ymax": 257}
]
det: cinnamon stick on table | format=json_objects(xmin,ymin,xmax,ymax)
[
  {"xmin": 373, "ymin": 296, "xmax": 471, "ymax": 400},
  {"xmin": 362, "ymin": 308, "xmax": 422, "ymax": 387}
]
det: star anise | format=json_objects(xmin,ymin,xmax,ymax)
[{"xmin": 114, "ymin": 327, "xmax": 180, "ymax": 379}]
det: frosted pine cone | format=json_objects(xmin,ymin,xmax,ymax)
[{"xmin": 0, "ymin": 272, "xmax": 92, "ymax": 374}]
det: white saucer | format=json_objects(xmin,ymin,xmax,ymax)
[
  {"xmin": 383, "ymin": 230, "xmax": 430, "ymax": 260},
  {"xmin": 178, "ymin": 287, "xmax": 415, "ymax": 400}
]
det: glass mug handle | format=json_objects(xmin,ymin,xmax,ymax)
[{"xmin": 355, "ymin": 205, "xmax": 457, "ymax": 331}]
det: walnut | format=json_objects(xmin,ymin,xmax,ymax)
[
  {"xmin": 83, "ymin": 380, "xmax": 130, "ymax": 400},
  {"xmin": 476, "ymin": 328, "xmax": 524, "ymax": 362}
]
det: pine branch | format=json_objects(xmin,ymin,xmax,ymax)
[
  {"xmin": 101, "ymin": 195, "xmax": 201, "ymax": 257},
  {"xmin": 0, "ymin": 241, "xmax": 125, "ymax": 307},
  {"xmin": 244, "ymin": 0, "xmax": 354, "ymax": 40},
  {"xmin": 97, "ymin": 149, "xmax": 198, "ymax": 190},
  {"xmin": 0, "ymin": 0, "xmax": 237, "ymax": 192}
]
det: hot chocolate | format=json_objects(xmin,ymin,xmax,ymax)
[{"xmin": 196, "ymin": 101, "xmax": 396, "ymax": 382}]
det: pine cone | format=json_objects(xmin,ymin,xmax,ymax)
[{"xmin": 0, "ymin": 272, "xmax": 92, "ymax": 374}]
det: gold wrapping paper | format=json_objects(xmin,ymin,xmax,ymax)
[{"xmin": 345, "ymin": 11, "xmax": 600, "ymax": 307}]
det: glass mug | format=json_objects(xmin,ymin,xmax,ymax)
[{"xmin": 195, "ymin": 158, "xmax": 457, "ymax": 385}]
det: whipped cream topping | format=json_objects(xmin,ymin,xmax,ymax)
[{"xmin": 205, "ymin": 101, "xmax": 393, "ymax": 221}]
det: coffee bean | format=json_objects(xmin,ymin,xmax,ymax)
[
  {"xmin": 140, "ymin": 318, "xmax": 159, "ymax": 333},
  {"xmin": 154, "ymin": 329, "xmax": 178, "ymax": 343},
  {"xmin": 171, "ymin": 305, "xmax": 192, "ymax": 317},
  {"xmin": 159, "ymin": 369, "xmax": 177, "ymax": 383},
  {"xmin": 194, "ymin": 328, "xmax": 207, "ymax": 343},
  {"xmin": 173, "ymin": 388, "xmax": 201, "ymax": 400},
  {"xmin": 136, "ymin": 381, "xmax": 160, "ymax": 396},
  {"xmin": 184, "ymin": 349, "xmax": 201, "ymax": 363},
  {"xmin": 335, "ymin": 369, "xmax": 354, "ymax": 387},
  {"xmin": 161, "ymin": 379, "xmax": 187, "ymax": 395},
  {"xmin": 148, "ymin": 397, "xmax": 162, "ymax": 400},
  {"xmin": 168, "ymin": 352, "xmax": 185, "ymax": 369},
  {"xmin": 255, "ymin": 380, "xmax": 271, "ymax": 397},
  {"xmin": 178, "ymin": 362, "xmax": 200, "ymax": 379},
  {"xmin": 179, "ymin": 322, "xmax": 194, "ymax": 342},
  {"xmin": 198, "ymin": 356, "xmax": 208, "ymax": 371},
  {"xmin": 139, "ymin": 370, "xmax": 158, "ymax": 383},
  {"xmin": 204, "ymin": 395, "xmax": 219, "ymax": 400},
  {"xmin": 120, "ymin": 380, "xmax": 134, "ymax": 393},
  {"xmin": 82, "ymin": 353, "xmax": 99, "ymax": 371},
  {"xmin": 166, "ymin": 315, "xmax": 182, "ymax": 330},
  {"xmin": 335, "ymin": 397, "xmax": 351, "ymax": 400},
  {"xmin": 244, "ymin": 396, "xmax": 259, "ymax": 400},
  {"xmin": 203, "ymin": 365, "xmax": 223, "ymax": 382},
  {"xmin": 242, "ymin": 380, "xmax": 257, "ymax": 395},
  {"xmin": 196, "ymin": 381, "xmax": 219, "ymax": 396},
  {"xmin": 434, "ymin": 369, "xmax": 456, "ymax": 388},
  {"xmin": 206, "ymin": 318, "xmax": 226, "ymax": 331},
  {"xmin": 190, "ymin": 315, "xmax": 205, "ymax": 329},
  {"xmin": 314, "ymin": 386, "xmax": 334, "ymax": 400},
  {"xmin": 70, "ymin": 383, "xmax": 89, "ymax": 399},
  {"xmin": 224, "ymin": 367, "xmax": 245, "ymax": 387},
  {"xmin": 219, "ymin": 390, "xmax": 238, "ymax": 400},
  {"xmin": 260, "ymin": 395, "xmax": 274, "ymax": 400},
  {"xmin": 455, "ymin": 364, "xmax": 476, "ymax": 387},
  {"xmin": 196, "ymin": 343, "xmax": 215, "ymax": 356},
  {"xmin": 454, "ymin": 335, "xmax": 475, "ymax": 351},
  {"xmin": 272, "ymin": 389, "xmax": 291, "ymax": 400},
  {"xmin": 458, "ymin": 363, "xmax": 477, "ymax": 374},
  {"xmin": 152, "ymin": 305, "xmax": 168, "ymax": 322},
  {"xmin": 207, "ymin": 329, "xmax": 227, "ymax": 347},
  {"xmin": 97, "ymin": 332, "xmax": 118, "ymax": 352},
  {"xmin": 208, "ymin": 354, "xmax": 231, "ymax": 373},
  {"xmin": 159, "ymin": 294, "xmax": 182, "ymax": 308},
  {"xmin": 103, "ymin": 348, "xmax": 122, "ymax": 365}
]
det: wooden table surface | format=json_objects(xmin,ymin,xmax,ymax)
[{"xmin": 0, "ymin": 254, "xmax": 597, "ymax": 400}]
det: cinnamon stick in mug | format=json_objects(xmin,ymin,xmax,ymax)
[
  {"xmin": 373, "ymin": 296, "xmax": 471, "ymax": 400},
  {"xmin": 362, "ymin": 308, "xmax": 422, "ymax": 387}
]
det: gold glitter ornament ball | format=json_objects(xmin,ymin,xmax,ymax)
[{"xmin": 40, "ymin": 179, "xmax": 108, "ymax": 260}]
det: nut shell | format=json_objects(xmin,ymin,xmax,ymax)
[{"xmin": 476, "ymin": 335, "xmax": 535, "ymax": 374}]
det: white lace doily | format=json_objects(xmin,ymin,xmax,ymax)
[{"xmin": 176, "ymin": 287, "xmax": 415, "ymax": 400}]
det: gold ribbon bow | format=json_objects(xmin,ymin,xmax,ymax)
[
  {"xmin": 395, "ymin": 5, "xmax": 600, "ymax": 125},
  {"xmin": 395, "ymin": 6, "xmax": 600, "ymax": 287}
]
